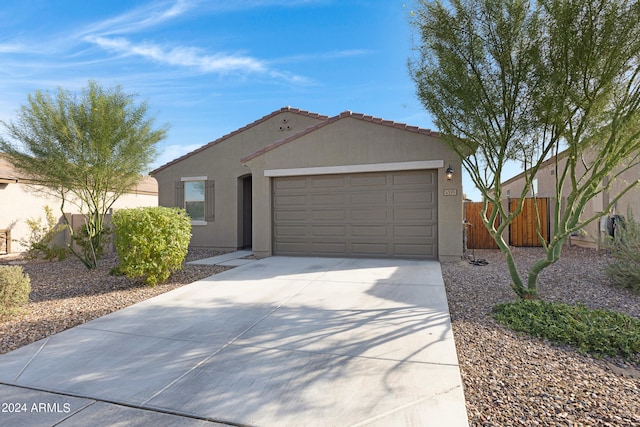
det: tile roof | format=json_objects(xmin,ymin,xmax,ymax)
[
  {"xmin": 0, "ymin": 154, "xmax": 24, "ymax": 182},
  {"xmin": 240, "ymin": 110, "xmax": 440, "ymax": 163},
  {"xmin": 150, "ymin": 107, "xmax": 329, "ymax": 175},
  {"xmin": 0, "ymin": 153, "xmax": 157, "ymax": 193}
]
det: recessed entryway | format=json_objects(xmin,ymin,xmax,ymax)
[{"xmin": 239, "ymin": 174, "xmax": 252, "ymax": 249}]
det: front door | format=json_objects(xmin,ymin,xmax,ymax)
[{"xmin": 242, "ymin": 176, "xmax": 252, "ymax": 248}]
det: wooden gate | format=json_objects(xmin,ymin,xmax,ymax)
[
  {"xmin": 509, "ymin": 198, "xmax": 549, "ymax": 247},
  {"xmin": 464, "ymin": 201, "xmax": 499, "ymax": 249},
  {"xmin": 465, "ymin": 198, "xmax": 550, "ymax": 249}
]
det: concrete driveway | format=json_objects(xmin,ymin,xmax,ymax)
[{"xmin": 0, "ymin": 256, "xmax": 468, "ymax": 427}]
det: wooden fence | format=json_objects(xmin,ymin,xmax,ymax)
[
  {"xmin": 509, "ymin": 198, "xmax": 549, "ymax": 247},
  {"xmin": 465, "ymin": 198, "xmax": 550, "ymax": 249},
  {"xmin": 464, "ymin": 201, "xmax": 499, "ymax": 249}
]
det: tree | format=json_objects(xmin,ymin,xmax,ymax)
[
  {"xmin": 409, "ymin": 0, "xmax": 640, "ymax": 298},
  {"xmin": 0, "ymin": 81, "xmax": 168, "ymax": 269}
]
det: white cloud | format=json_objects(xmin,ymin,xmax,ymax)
[
  {"xmin": 187, "ymin": 0, "xmax": 329, "ymax": 13},
  {"xmin": 78, "ymin": 0, "xmax": 196, "ymax": 37},
  {"xmin": 85, "ymin": 35, "xmax": 273, "ymax": 75},
  {"xmin": 79, "ymin": 0, "xmax": 327, "ymax": 39},
  {"xmin": 0, "ymin": 43, "xmax": 25, "ymax": 54},
  {"xmin": 78, "ymin": 0, "xmax": 308, "ymax": 83}
]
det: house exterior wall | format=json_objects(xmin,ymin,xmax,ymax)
[
  {"xmin": 501, "ymin": 152, "xmax": 640, "ymax": 248},
  {"xmin": 599, "ymin": 162, "xmax": 640, "ymax": 248},
  {"xmin": 152, "ymin": 111, "xmax": 326, "ymax": 249},
  {"xmin": 244, "ymin": 116, "xmax": 463, "ymax": 261},
  {"xmin": 0, "ymin": 177, "xmax": 158, "ymax": 253}
]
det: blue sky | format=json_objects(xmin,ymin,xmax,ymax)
[{"xmin": 0, "ymin": 0, "xmax": 486, "ymax": 200}]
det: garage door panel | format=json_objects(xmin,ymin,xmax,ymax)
[
  {"xmin": 311, "ymin": 193, "xmax": 346, "ymax": 205},
  {"xmin": 273, "ymin": 170, "xmax": 437, "ymax": 259},
  {"xmin": 351, "ymin": 209, "xmax": 389, "ymax": 221},
  {"xmin": 350, "ymin": 175, "xmax": 388, "ymax": 187},
  {"xmin": 275, "ymin": 195, "xmax": 307, "ymax": 206},
  {"xmin": 275, "ymin": 178, "xmax": 307, "ymax": 190},
  {"xmin": 351, "ymin": 192, "xmax": 388, "ymax": 205},
  {"xmin": 311, "ymin": 210, "xmax": 347, "ymax": 221},
  {"xmin": 393, "ymin": 173, "xmax": 434, "ymax": 186},
  {"xmin": 311, "ymin": 225, "xmax": 347, "ymax": 236},
  {"xmin": 394, "ymin": 225, "xmax": 434, "ymax": 237},
  {"xmin": 274, "ymin": 225, "xmax": 307, "ymax": 236},
  {"xmin": 394, "ymin": 244, "xmax": 435, "ymax": 257},
  {"xmin": 394, "ymin": 191, "xmax": 433, "ymax": 204},
  {"xmin": 275, "ymin": 242, "xmax": 308, "ymax": 253},
  {"xmin": 311, "ymin": 176, "xmax": 346, "ymax": 188},
  {"xmin": 352, "ymin": 243, "xmax": 389, "ymax": 255},
  {"xmin": 310, "ymin": 242, "xmax": 348, "ymax": 254},
  {"xmin": 274, "ymin": 210, "xmax": 307, "ymax": 221},
  {"xmin": 352, "ymin": 225, "xmax": 388, "ymax": 237},
  {"xmin": 394, "ymin": 207, "xmax": 434, "ymax": 221}
]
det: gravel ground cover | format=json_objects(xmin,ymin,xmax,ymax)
[
  {"xmin": 1, "ymin": 246, "xmax": 639, "ymax": 425},
  {"xmin": 443, "ymin": 246, "xmax": 640, "ymax": 426},
  {"xmin": 0, "ymin": 249, "xmax": 228, "ymax": 355}
]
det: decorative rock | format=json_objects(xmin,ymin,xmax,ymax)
[{"xmin": 443, "ymin": 246, "xmax": 639, "ymax": 426}]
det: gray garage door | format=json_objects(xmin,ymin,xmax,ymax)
[{"xmin": 272, "ymin": 170, "xmax": 438, "ymax": 259}]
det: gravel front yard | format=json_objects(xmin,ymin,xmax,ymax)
[
  {"xmin": 443, "ymin": 246, "xmax": 640, "ymax": 426},
  {"xmin": 1, "ymin": 246, "xmax": 639, "ymax": 425}
]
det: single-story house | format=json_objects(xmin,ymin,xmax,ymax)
[
  {"xmin": 151, "ymin": 107, "xmax": 463, "ymax": 261},
  {"xmin": 501, "ymin": 148, "xmax": 640, "ymax": 248},
  {"xmin": 0, "ymin": 154, "xmax": 158, "ymax": 254}
]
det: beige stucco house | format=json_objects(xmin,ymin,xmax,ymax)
[
  {"xmin": 501, "ymin": 149, "xmax": 640, "ymax": 248},
  {"xmin": 0, "ymin": 154, "xmax": 158, "ymax": 254},
  {"xmin": 151, "ymin": 107, "xmax": 463, "ymax": 261}
]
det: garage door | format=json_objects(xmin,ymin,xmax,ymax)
[{"xmin": 272, "ymin": 170, "xmax": 437, "ymax": 259}]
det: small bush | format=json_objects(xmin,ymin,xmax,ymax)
[
  {"xmin": 0, "ymin": 266, "xmax": 31, "ymax": 316},
  {"xmin": 17, "ymin": 205, "xmax": 68, "ymax": 261},
  {"xmin": 112, "ymin": 207, "xmax": 192, "ymax": 286},
  {"xmin": 603, "ymin": 208, "xmax": 640, "ymax": 293},
  {"xmin": 492, "ymin": 299, "xmax": 640, "ymax": 362}
]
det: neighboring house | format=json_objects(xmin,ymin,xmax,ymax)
[
  {"xmin": 501, "ymin": 149, "xmax": 640, "ymax": 248},
  {"xmin": 151, "ymin": 107, "xmax": 463, "ymax": 261},
  {"xmin": 0, "ymin": 154, "xmax": 158, "ymax": 254}
]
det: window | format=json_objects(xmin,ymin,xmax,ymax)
[
  {"xmin": 176, "ymin": 177, "xmax": 214, "ymax": 223},
  {"xmin": 185, "ymin": 180, "xmax": 205, "ymax": 221}
]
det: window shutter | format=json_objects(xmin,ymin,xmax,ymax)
[
  {"xmin": 205, "ymin": 180, "xmax": 215, "ymax": 222},
  {"xmin": 175, "ymin": 180, "xmax": 184, "ymax": 208}
]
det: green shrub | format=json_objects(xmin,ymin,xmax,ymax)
[
  {"xmin": 17, "ymin": 205, "xmax": 68, "ymax": 261},
  {"xmin": 492, "ymin": 299, "xmax": 640, "ymax": 362},
  {"xmin": 0, "ymin": 266, "xmax": 31, "ymax": 315},
  {"xmin": 603, "ymin": 208, "xmax": 640, "ymax": 293},
  {"xmin": 112, "ymin": 207, "xmax": 192, "ymax": 286}
]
